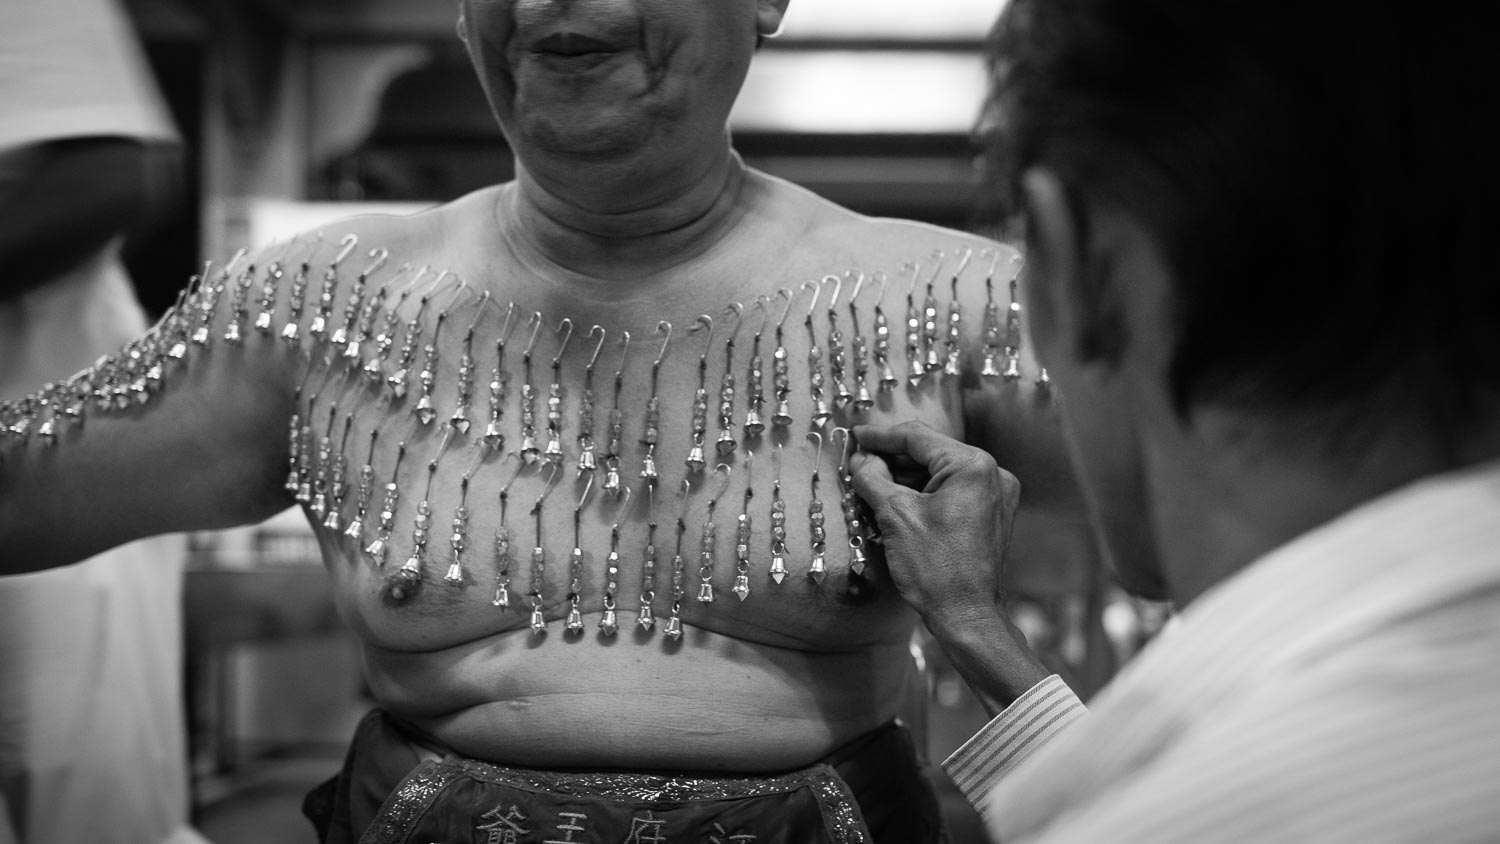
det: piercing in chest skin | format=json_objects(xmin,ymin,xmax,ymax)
[
  {"xmin": 543, "ymin": 318, "xmax": 573, "ymax": 465},
  {"xmin": 450, "ymin": 292, "xmax": 493, "ymax": 436},
  {"xmin": 716, "ymin": 303, "xmax": 742, "ymax": 456},
  {"xmin": 666, "ymin": 478, "xmax": 692, "ymax": 641},
  {"xmin": 744, "ymin": 297, "xmax": 771, "ymax": 437},
  {"xmin": 566, "ymin": 470, "xmax": 594, "ymax": 633},
  {"xmin": 824, "ymin": 274, "xmax": 853, "ymax": 411},
  {"xmin": 577, "ymin": 325, "xmax": 607, "ymax": 474},
  {"xmin": 803, "ymin": 280, "xmax": 832, "ymax": 428},
  {"xmin": 638, "ymin": 483, "xmax": 660, "ymax": 631},
  {"xmin": 491, "ymin": 454, "xmax": 525, "ymax": 610},
  {"xmin": 698, "ymin": 463, "xmax": 733, "ymax": 605},
  {"xmin": 771, "ymin": 287, "xmax": 796, "ymax": 428},
  {"xmin": 598, "ymin": 486, "xmax": 632, "ymax": 636},
  {"xmin": 806, "ymin": 432, "xmax": 828, "ymax": 585},
  {"xmin": 768, "ymin": 445, "xmax": 788, "ymax": 585},
  {"xmin": 528, "ymin": 462, "xmax": 565, "ymax": 635},
  {"xmin": 846, "ymin": 271, "xmax": 875, "ymax": 412},
  {"xmin": 686, "ymin": 315, "xmax": 716, "ymax": 472},
  {"xmin": 639, "ymin": 321, "xmax": 671, "ymax": 483},
  {"xmin": 519, "ymin": 311, "xmax": 544, "ymax": 463},
  {"xmin": 602, "ymin": 331, "xmax": 631, "ymax": 496},
  {"xmin": 944, "ymin": 247, "xmax": 974, "ymax": 377},
  {"xmin": 485, "ymin": 302, "xmax": 520, "ymax": 450}
]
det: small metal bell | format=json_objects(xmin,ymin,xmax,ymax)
[
  {"xmin": 772, "ymin": 399, "xmax": 793, "ymax": 428},
  {"xmin": 807, "ymin": 554, "xmax": 827, "ymax": 584},
  {"xmin": 770, "ymin": 555, "xmax": 788, "ymax": 584},
  {"xmin": 744, "ymin": 408, "xmax": 765, "ymax": 436}
]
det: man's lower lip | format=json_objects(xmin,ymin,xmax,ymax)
[{"xmin": 531, "ymin": 52, "xmax": 619, "ymax": 72}]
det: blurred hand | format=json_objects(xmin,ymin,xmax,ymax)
[{"xmin": 851, "ymin": 420, "xmax": 1050, "ymax": 714}]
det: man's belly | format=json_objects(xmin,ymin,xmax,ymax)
[{"xmin": 358, "ymin": 614, "xmax": 919, "ymax": 771}]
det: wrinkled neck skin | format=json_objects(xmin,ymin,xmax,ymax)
[{"xmin": 498, "ymin": 137, "xmax": 750, "ymax": 285}]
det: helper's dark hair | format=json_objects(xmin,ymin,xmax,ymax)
[{"xmin": 979, "ymin": 0, "xmax": 1500, "ymax": 451}]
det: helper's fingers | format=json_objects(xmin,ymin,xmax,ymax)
[
  {"xmin": 848, "ymin": 450, "xmax": 905, "ymax": 508},
  {"xmin": 853, "ymin": 421, "xmax": 977, "ymax": 475}
]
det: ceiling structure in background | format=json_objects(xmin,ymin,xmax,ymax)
[{"xmin": 127, "ymin": 0, "xmax": 1013, "ymax": 230}]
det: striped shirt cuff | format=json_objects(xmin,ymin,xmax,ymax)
[{"xmin": 941, "ymin": 675, "xmax": 1087, "ymax": 819}]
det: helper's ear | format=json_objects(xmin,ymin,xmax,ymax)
[{"xmin": 1019, "ymin": 167, "xmax": 1128, "ymax": 369}]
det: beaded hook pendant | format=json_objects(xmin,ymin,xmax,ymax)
[
  {"xmin": 527, "ymin": 462, "xmax": 565, "ymax": 634},
  {"xmin": 598, "ymin": 486, "xmax": 633, "ymax": 636},
  {"xmin": 577, "ymin": 325, "xmax": 607, "ymax": 474},
  {"xmin": 565, "ymin": 470, "xmax": 595, "ymax": 633}
]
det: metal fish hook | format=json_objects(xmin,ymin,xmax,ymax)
[
  {"xmin": 752, "ymin": 294, "xmax": 772, "ymax": 341},
  {"xmin": 331, "ymin": 234, "xmax": 360, "ymax": 267},
  {"xmin": 585, "ymin": 324, "xmax": 608, "ymax": 373},
  {"xmin": 802, "ymin": 279, "xmax": 823, "ymax": 323},
  {"xmin": 805, "ymin": 430, "xmax": 824, "ymax": 468},
  {"xmin": 823, "ymin": 274, "xmax": 844, "ymax": 313},
  {"xmin": 463, "ymin": 291, "xmax": 493, "ymax": 339},
  {"xmin": 575, "ymin": 468, "xmax": 595, "ymax": 514},
  {"xmin": 874, "ymin": 271, "xmax": 889, "ymax": 307},
  {"xmin": 905, "ymin": 262, "xmax": 922, "ymax": 299},
  {"xmin": 926, "ymin": 249, "xmax": 948, "ymax": 292},
  {"xmin": 708, "ymin": 463, "xmax": 733, "ymax": 506},
  {"xmin": 677, "ymin": 478, "xmax": 694, "ymax": 522},
  {"xmin": 497, "ymin": 301, "xmax": 520, "ymax": 348},
  {"xmin": 690, "ymin": 314, "xmax": 715, "ymax": 365},
  {"xmin": 952, "ymin": 246, "xmax": 975, "ymax": 280},
  {"xmin": 613, "ymin": 331, "xmax": 632, "ymax": 386},
  {"xmin": 497, "ymin": 452, "xmax": 526, "ymax": 501},
  {"xmin": 522, "ymin": 311, "xmax": 544, "ymax": 362},
  {"xmin": 830, "ymin": 427, "xmax": 853, "ymax": 474},
  {"xmin": 652, "ymin": 320, "xmax": 672, "ymax": 370},
  {"xmin": 722, "ymin": 302, "xmax": 744, "ymax": 345},
  {"xmin": 849, "ymin": 272, "xmax": 867, "ymax": 305},
  {"xmin": 552, "ymin": 317, "xmax": 574, "ymax": 367},
  {"xmin": 532, "ymin": 461, "xmax": 564, "ymax": 514},
  {"xmin": 360, "ymin": 247, "xmax": 390, "ymax": 278},
  {"xmin": 612, "ymin": 486, "xmax": 634, "ymax": 529},
  {"xmin": 772, "ymin": 287, "xmax": 796, "ymax": 333}
]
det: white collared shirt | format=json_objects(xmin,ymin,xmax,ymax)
[{"xmin": 944, "ymin": 462, "xmax": 1500, "ymax": 843}]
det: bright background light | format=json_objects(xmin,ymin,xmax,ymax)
[
  {"xmin": 780, "ymin": 0, "xmax": 1009, "ymax": 40},
  {"xmin": 733, "ymin": 51, "xmax": 989, "ymax": 134}
]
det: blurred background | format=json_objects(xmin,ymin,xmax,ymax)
[{"xmin": 100, "ymin": 0, "xmax": 1173, "ymax": 839}]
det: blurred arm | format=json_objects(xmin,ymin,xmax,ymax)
[{"xmin": 0, "ymin": 137, "xmax": 155, "ymax": 300}]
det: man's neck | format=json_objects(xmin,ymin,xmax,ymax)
[{"xmin": 499, "ymin": 145, "xmax": 749, "ymax": 283}]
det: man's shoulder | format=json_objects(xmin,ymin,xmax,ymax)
[{"xmin": 745, "ymin": 168, "xmax": 1005, "ymax": 266}]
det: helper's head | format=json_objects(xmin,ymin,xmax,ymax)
[{"xmin": 981, "ymin": 0, "xmax": 1500, "ymax": 596}]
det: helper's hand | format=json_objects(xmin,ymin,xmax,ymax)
[{"xmin": 851, "ymin": 421, "xmax": 1051, "ymax": 715}]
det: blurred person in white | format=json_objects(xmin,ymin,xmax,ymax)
[
  {"xmin": 0, "ymin": 1, "xmax": 203, "ymax": 842},
  {"xmin": 849, "ymin": 0, "xmax": 1500, "ymax": 841}
]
